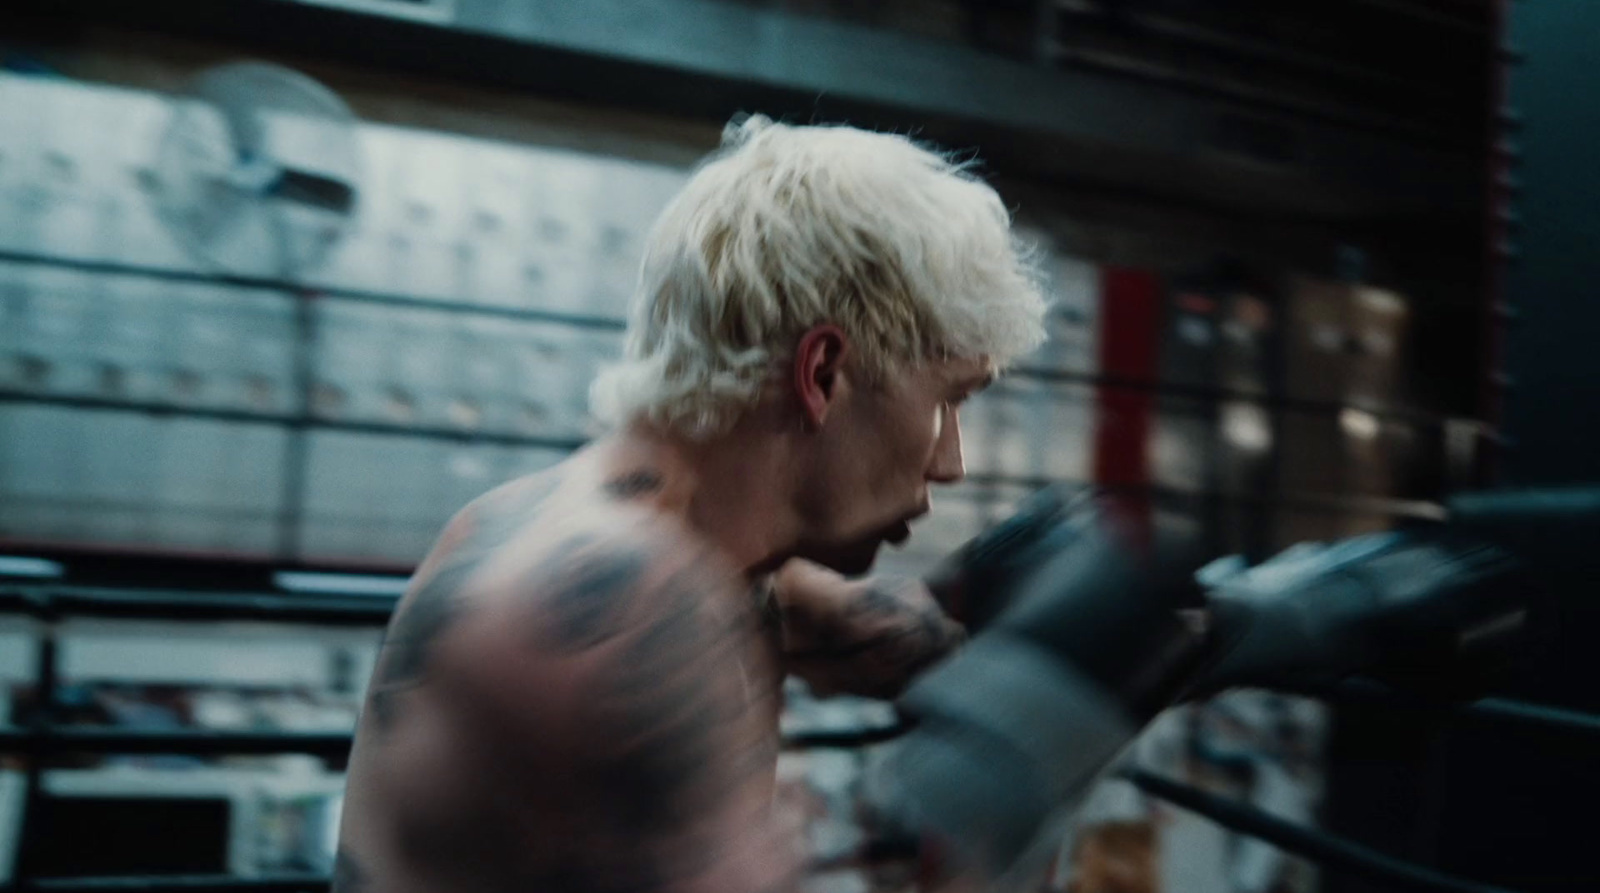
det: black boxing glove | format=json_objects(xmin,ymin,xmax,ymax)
[
  {"xmin": 922, "ymin": 484, "xmax": 1099, "ymax": 632},
  {"xmin": 870, "ymin": 494, "xmax": 1210, "ymax": 888},
  {"xmin": 1189, "ymin": 529, "xmax": 1530, "ymax": 701}
]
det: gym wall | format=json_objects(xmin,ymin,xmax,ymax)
[{"xmin": 0, "ymin": 4, "xmax": 1498, "ymax": 891}]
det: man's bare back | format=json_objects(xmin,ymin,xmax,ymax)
[{"xmin": 338, "ymin": 455, "xmax": 796, "ymax": 893}]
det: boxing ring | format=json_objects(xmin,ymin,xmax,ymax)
[
  {"xmin": 1, "ymin": 516, "xmax": 1596, "ymax": 893},
  {"xmin": 1, "ymin": 0, "xmax": 1595, "ymax": 887}
]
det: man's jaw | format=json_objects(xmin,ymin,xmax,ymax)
[
  {"xmin": 886, "ymin": 500, "xmax": 932, "ymax": 548},
  {"xmin": 796, "ymin": 510, "xmax": 925, "ymax": 574},
  {"xmin": 885, "ymin": 519, "xmax": 913, "ymax": 547}
]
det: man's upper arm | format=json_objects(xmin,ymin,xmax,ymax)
[
  {"xmin": 526, "ymin": 533, "xmax": 754, "ymax": 822},
  {"xmin": 435, "ymin": 525, "xmax": 796, "ymax": 893}
]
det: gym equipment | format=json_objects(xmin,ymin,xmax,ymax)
[
  {"xmin": 871, "ymin": 485, "xmax": 1595, "ymax": 892},
  {"xmin": 149, "ymin": 61, "xmax": 362, "ymax": 279}
]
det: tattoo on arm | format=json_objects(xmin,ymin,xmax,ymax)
[
  {"xmin": 530, "ymin": 546, "xmax": 757, "ymax": 839},
  {"xmin": 785, "ymin": 576, "xmax": 966, "ymax": 698},
  {"xmin": 597, "ymin": 570, "xmax": 732, "ymax": 832},
  {"xmin": 368, "ymin": 472, "xmax": 562, "ymax": 730},
  {"xmin": 438, "ymin": 538, "xmax": 779, "ymax": 893},
  {"xmin": 531, "ymin": 537, "xmax": 651, "ymax": 653}
]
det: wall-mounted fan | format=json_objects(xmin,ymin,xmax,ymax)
[{"xmin": 149, "ymin": 61, "xmax": 362, "ymax": 279}]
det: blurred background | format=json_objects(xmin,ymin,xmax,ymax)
[{"xmin": 0, "ymin": 1, "xmax": 1592, "ymax": 892}]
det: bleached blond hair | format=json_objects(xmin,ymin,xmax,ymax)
[{"xmin": 589, "ymin": 115, "xmax": 1048, "ymax": 440}]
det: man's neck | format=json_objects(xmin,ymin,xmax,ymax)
[{"xmin": 605, "ymin": 420, "xmax": 803, "ymax": 578}]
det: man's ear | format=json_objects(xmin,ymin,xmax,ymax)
[{"xmin": 793, "ymin": 324, "xmax": 849, "ymax": 429}]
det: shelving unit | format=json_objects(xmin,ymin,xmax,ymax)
[{"xmin": 0, "ymin": 69, "xmax": 1484, "ymax": 572}]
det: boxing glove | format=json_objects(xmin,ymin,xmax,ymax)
[
  {"xmin": 870, "ymin": 493, "xmax": 1210, "ymax": 888},
  {"xmin": 922, "ymin": 484, "xmax": 1100, "ymax": 632},
  {"xmin": 1187, "ymin": 489, "xmax": 1595, "ymax": 700},
  {"xmin": 1189, "ymin": 529, "xmax": 1529, "ymax": 700}
]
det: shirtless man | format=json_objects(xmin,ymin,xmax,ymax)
[{"xmin": 336, "ymin": 115, "xmax": 1049, "ymax": 893}]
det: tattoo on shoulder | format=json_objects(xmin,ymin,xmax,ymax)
[
  {"xmin": 531, "ymin": 537, "xmax": 652, "ymax": 652},
  {"xmin": 604, "ymin": 468, "xmax": 665, "ymax": 500},
  {"xmin": 332, "ymin": 849, "xmax": 367, "ymax": 893},
  {"xmin": 523, "ymin": 545, "xmax": 763, "ymax": 871},
  {"xmin": 368, "ymin": 492, "xmax": 540, "ymax": 731},
  {"xmin": 590, "ymin": 564, "xmax": 744, "ymax": 833}
]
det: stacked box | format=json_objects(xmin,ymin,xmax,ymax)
[{"xmin": 1276, "ymin": 278, "xmax": 1412, "ymax": 545}]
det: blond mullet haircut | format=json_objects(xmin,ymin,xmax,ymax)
[{"xmin": 590, "ymin": 115, "xmax": 1048, "ymax": 440}]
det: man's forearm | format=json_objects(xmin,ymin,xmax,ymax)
[{"xmin": 777, "ymin": 565, "xmax": 966, "ymax": 699}]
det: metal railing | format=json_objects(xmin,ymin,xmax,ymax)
[{"xmin": 2, "ymin": 570, "xmax": 1583, "ymax": 893}]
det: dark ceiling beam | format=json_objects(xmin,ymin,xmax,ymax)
[{"xmin": 8, "ymin": 0, "xmax": 1480, "ymax": 221}]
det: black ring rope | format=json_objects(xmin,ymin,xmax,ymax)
[{"xmin": 0, "ymin": 581, "xmax": 1570, "ymax": 893}]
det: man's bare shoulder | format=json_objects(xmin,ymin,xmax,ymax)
[
  {"xmin": 366, "ymin": 457, "xmax": 736, "ymax": 729},
  {"xmin": 441, "ymin": 456, "xmax": 687, "ymax": 564},
  {"xmin": 417, "ymin": 485, "xmax": 762, "ymax": 808},
  {"xmin": 478, "ymin": 461, "xmax": 735, "ymax": 607},
  {"xmin": 426, "ymin": 463, "xmax": 749, "ymax": 699},
  {"xmin": 350, "ymin": 464, "xmax": 789, "ymax": 893},
  {"xmin": 496, "ymin": 508, "xmax": 741, "ymax": 655}
]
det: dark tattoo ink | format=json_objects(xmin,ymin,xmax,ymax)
[
  {"xmin": 589, "ymin": 564, "xmax": 746, "ymax": 835},
  {"xmin": 604, "ymin": 469, "xmax": 664, "ymax": 500},
  {"xmin": 371, "ymin": 558, "xmax": 479, "ymax": 729},
  {"xmin": 785, "ymin": 576, "xmax": 964, "ymax": 698},
  {"xmin": 382, "ymin": 561, "xmax": 473, "ymax": 682},
  {"xmin": 538, "ymin": 541, "xmax": 651, "ymax": 652},
  {"xmin": 369, "ymin": 481, "xmax": 548, "ymax": 731}
]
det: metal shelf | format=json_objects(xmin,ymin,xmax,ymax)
[
  {"xmin": 0, "ymin": 243, "xmax": 1456, "ymax": 564},
  {"xmin": 0, "ymin": 249, "xmax": 628, "ymax": 333},
  {"xmin": 0, "ymin": 766, "xmax": 1521, "ymax": 893},
  {"xmin": 0, "ymin": 569, "xmax": 1570, "ymax": 893},
  {"xmin": 12, "ymin": 875, "xmax": 330, "ymax": 893},
  {"xmin": 0, "ymin": 389, "xmax": 589, "ymax": 452},
  {"xmin": 1010, "ymin": 364, "xmax": 1462, "ymax": 430},
  {"xmin": 0, "ymin": 585, "xmax": 398, "ymax": 626},
  {"xmin": 962, "ymin": 474, "xmax": 1448, "ymax": 522},
  {"xmin": 0, "ymin": 727, "xmax": 358, "ymax": 758},
  {"xmin": 0, "ymin": 723, "xmax": 906, "ymax": 757},
  {"xmin": 0, "ymin": 395, "xmax": 1449, "ymax": 523},
  {"xmin": 0, "ymin": 248, "xmax": 1471, "ymax": 433}
]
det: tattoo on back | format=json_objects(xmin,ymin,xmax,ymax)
[
  {"xmin": 368, "ymin": 471, "xmax": 562, "ymax": 731},
  {"xmin": 590, "ymin": 564, "xmax": 740, "ymax": 834},
  {"xmin": 507, "ymin": 541, "xmax": 769, "ymax": 889},
  {"xmin": 532, "ymin": 538, "xmax": 755, "ymax": 835},
  {"xmin": 604, "ymin": 469, "xmax": 664, "ymax": 500},
  {"xmin": 533, "ymin": 538, "xmax": 652, "ymax": 652}
]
